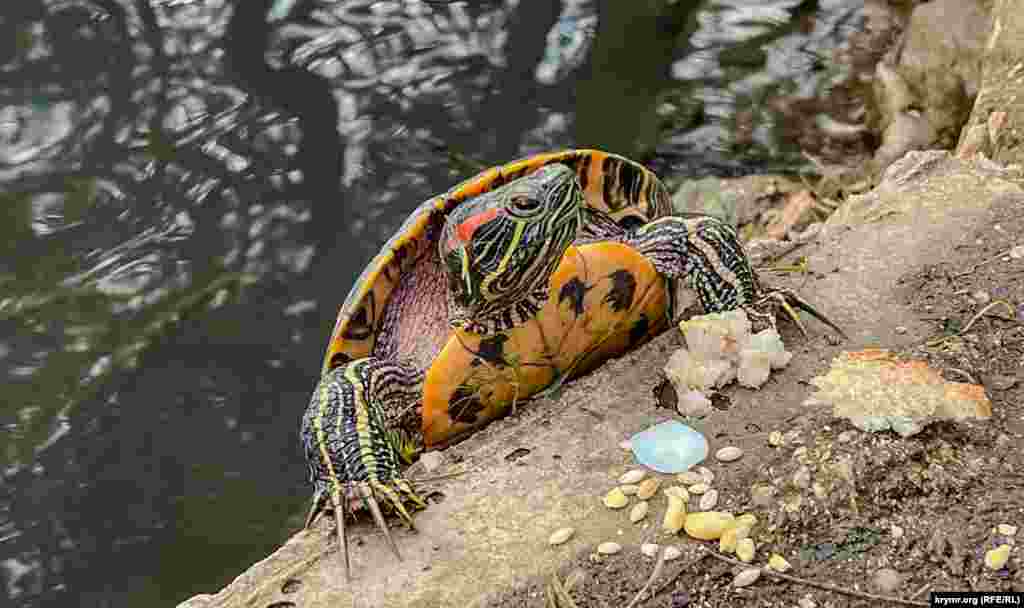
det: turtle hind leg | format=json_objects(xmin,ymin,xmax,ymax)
[{"xmin": 300, "ymin": 358, "xmax": 428, "ymax": 578}]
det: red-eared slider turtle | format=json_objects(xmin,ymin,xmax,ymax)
[{"xmin": 301, "ymin": 149, "xmax": 842, "ymax": 578}]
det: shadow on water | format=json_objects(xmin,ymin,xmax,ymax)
[{"xmin": 0, "ymin": 0, "xmax": 863, "ymax": 605}]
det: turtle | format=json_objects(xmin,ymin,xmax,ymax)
[{"xmin": 300, "ymin": 149, "xmax": 843, "ymax": 579}]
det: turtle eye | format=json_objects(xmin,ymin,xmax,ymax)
[{"xmin": 508, "ymin": 195, "xmax": 541, "ymax": 213}]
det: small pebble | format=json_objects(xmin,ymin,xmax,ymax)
[
  {"xmin": 688, "ymin": 483, "xmax": 709, "ymax": 495},
  {"xmin": 604, "ymin": 488, "xmax": 629, "ymax": 509},
  {"xmin": 641, "ymin": 543, "xmax": 660, "ymax": 558},
  {"xmin": 997, "ymin": 524, "xmax": 1018, "ymax": 536},
  {"xmin": 736, "ymin": 538, "xmax": 756, "ymax": 562},
  {"xmin": 837, "ymin": 430, "xmax": 856, "ymax": 443},
  {"xmin": 715, "ymin": 446, "xmax": 743, "ymax": 462},
  {"xmin": 698, "ymin": 466, "xmax": 715, "ymax": 484},
  {"xmin": 768, "ymin": 554, "xmax": 792, "ymax": 572},
  {"xmin": 663, "ymin": 546, "xmax": 682, "ymax": 561},
  {"xmin": 419, "ymin": 451, "xmax": 445, "ymax": 473},
  {"xmin": 699, "ymin": 489, "xmax": 719, "ymax": 511},
  {"xmin": 620, "ymin": 484, "xmax": 640, "ymax": 496},
  {"xmin": 873, "ymin": 568, "xmax": 903, "ymax": 593},
  {"xmin": 972, "ymin": 290, "xmax": 991, "ymax": 305},
  {"xmin": 793, "ymin": 466, "xmax": 811, "ymax": 489},
  {"xmin": 620, "ymin": 469, "xmax": 647, "ymax": 485},
  {"xmin": 985, "ymin": 544, "xmax": 1011, "ymax": 570},
  {"xmin": 894, "ymin": 326, "xmax": 907, "ymax": 335},
  {"xmin": 677, "ymin": 471, "xmax": 703, "ymax": 485},
  {"xmin": 798, "ymin": 595, "xmax": 817, "ymax": 608},
  {"xmin": 549, "ymin": 527, "xmax": 575, "ymax": 546},
  {"xmin": 630, "ymin": 501, "xmax": 649, "ymax": 523},
  {"xmin": 1010, "ymin": 245, "xmax": 1024, "ymax": 260},
  {"xmin": 768, "ymin": 431, "xmax": 784, "ymax": 447},
  {"xmin": 597, "ymin": 542, "xmax": 622, "ymax": 555},
  {"xmin": 637, "ymin": 478, "xmax": 660, "ymax": 500},
  {"xmin": 733, "ymin": 568, "xmax": 761, "ymax": 587},
  {"xmin": 891, "ymin": 524, "xmax": 904, "ymax": 540},
  {"xmin": 684, "ymin": 511, "xmax": 735, "ymax": 540}
]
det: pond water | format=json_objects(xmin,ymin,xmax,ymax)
[{"xmin": 0, "ymin": 0, "xmax": 865, "ymax": 605}]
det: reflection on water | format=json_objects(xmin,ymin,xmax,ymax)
[{"xmin": 0, "ymin": 0, "xmax": 863, "ymax": 605}]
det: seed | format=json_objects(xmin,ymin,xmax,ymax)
[
  {"xmin": 619, "ymin": 484, "xmax": 640, "ymax": 496},
  {"xmin": 630, "ymin": 501, "xmax": 649, "ymax": 523},
  {"xmin": 719, "ymin": 524, "xmax": 750, "ymax": 553},
  {"xmin": 688, "ymin": 483, "xmax": 708, "ymax": 495},
  {"xmin": 684, "ymin": 512, "xmax": 735, "ymax": 540},
  {"xmin": 619, "ymin": 469, "xmax": 647, "ymax": 485},
  {"xmin": 640, "ymin": 543, "xmax": 660, "ymax": 558},
  {"xmin": 677, "ymin": 471, "xmax": 703, "ymax": 485},
  {"xmin": 597, "ymin": 542, "xmax": 622, "ymax": 555},
  {"xmin": 637, "ymin": 478, "xmax": 660, "ymax": 500},
  {"xmin": 549, "ymin": 527, "xmax": 574, "ymax": 546},
  {"xmin": 663, "ymin": 546, "xmax": 682, "ymax": 561},
  {"xmin": 736, "ymin": 513, "xmax": 757, "ymax": 528},
  {"xmin": 663, "ymin": 495, "xmax": 687, "ymax": 534},
  {"xmin": 715, "ymin": 446, "xmax": 743, "ymax": 462},
  {"xmin": 985, "ymin": 545, "xmax": 1011, "ymax": 570},
  {"xmin": 604, "ymin": 487, "xmax": 629, "ymax": 509},
  {"xmin": 768, "ymin": 554, "xmax": 792, "ymax": 572},
  {"xmin": 736, "ymin": 538, "xmax": 756, "ymax": 562},
  {"xmin": 733, "ymin": 568, "xmax": 761, "ymax": 587},
  {"xmin": 664, "ymin": 486, "xmax": 690, "ymax": 502},
  {"xmin": 768, "ymin": 431, "xmax": 784, "ymax": 447},
  {"xmin": 997, "ymin": 524, "xmax": 1018, "ymax": 536},
  {"xmin": 699, "ymin": 489, "xmax": 719, "ymax": 511},
  {"xmin": 698, "ymin": 466, "xmax": 715, "ymax": 484}
]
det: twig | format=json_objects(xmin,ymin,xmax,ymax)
[
  {"xmin": 909, "ymin": 583, "xmax": 930, "ymax": 600},
  {"xmin": 699, "ymin": 547, "xmax": 929, "ymax": 607},
  {"xmin": 944, "ymin": 368, "xmax": 977, "ymax": 384},
  {"xmin": 643, "ymin": 551, "xmax": 710, "ymax": 603},
  {"xmin": 960, "ymin": 300, "xmax": 1015, "ymax": 334},
  {"xmin": 954, "ymin": 247, "xmax": 1018, "ymax": 278},
  {"xmin": 625, "ymin": 548, "xmax": 667, "ymax": 608},
  {"xmin": 409, "ymin": 469, "xmax": 467, "ymax": 484}
]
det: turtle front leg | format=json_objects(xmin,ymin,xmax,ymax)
[
  {"xmin": 628, "ymin": 215, "xmax": 844, "ymax": 337},
  {"xmin": 300, "ymin": 357, "xmax": 428, "ymax": 580}
]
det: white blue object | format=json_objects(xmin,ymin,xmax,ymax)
[{"xmin": 630, "ymin": 420, "xmax": 708, "ymax": 473}]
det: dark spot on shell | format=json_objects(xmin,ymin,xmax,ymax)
[
  {"xmin": 449, "ymin": 385, "xmax": 485, "ymax": 424},
  {"xmin": 604, "ymin": 269, "xmax": 637, "ymax": 311},
  {"xmin": 559, "ymin": 277, "xmax": 589, "ymax": 316},
  {"xmin": 281, "ymin": 579, "xmax": 302, "ymax": 594},
  {"xmin": 477, "ymin": 334, "xmax": 508, "ymax": 367},
  {"xmin": 629, "ymin": 313, "xmax": 650, "ymax": 343},
  {"xmin": 504, "ymin": 447, "xmax": 530, "ymax": 462},
  {"xmin": 342, "ymin": 305, "xmax": 373, "ymax": 340},
  {"xmin": 711, "ymin": 393, "xmax": 731, "ymax": 411},
  {"xmin": 425, "ymin": 490, "xmax": 445, "ymax": 504},
  {"xmin": 329, "ymin": 352, "xmax": 352, "ymax": 368},
  {"xmin": 618, "ymin": 215, "xmax": 645, "ymax": 231},
  {"xmin": 267, "ymin": 603, "xmax": 296, "ymax": 608}
]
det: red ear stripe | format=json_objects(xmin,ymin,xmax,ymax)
[{"xmin": 454, "ymin": 207, "xmax": 500, "ymax": 243}]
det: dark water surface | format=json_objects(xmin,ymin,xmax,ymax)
[{"xmin": 0, "ymin": 0, "xmax": 864, "ymax": 605}]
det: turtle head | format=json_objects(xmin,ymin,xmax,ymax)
[{"xmin": 440, "ymin": 163, "xmax": 583, "ymax": 334}]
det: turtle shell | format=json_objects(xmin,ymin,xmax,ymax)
[{"xmin": 322, "ymin": 149, "xmax": 673, "ymax": 372}]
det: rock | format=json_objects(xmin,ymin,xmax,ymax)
[
  {"xmin": 891, "ymin": 524, "xmax": 904, "ymax": 540},
  {"xmin": 604, "ymin": 487, "xmax": 629, "ymax": 509},
  {"xmin": 637, "ymin": 478, "xmax": 660, "ymax": 500},
  {"xmin": 630, "ymin": 420, "xmax": 709, "ymax": 473},
  {"xmin": 768, "ymin": 554, "xmax": 792, "ymax": 572},
  {"xmin": 985, "ymin": 545, "xmax": 1011, "ymax": 570},
  {"xmin": 798, "ymin": 594, "xmax": 817, "ymax": 608},
  {"xmin": 663, "ymin": 546, "xmax": 682, "ymax": 561},
  {"xmin": 419, "ymin": 451, "xmax": 445, "ymax": 473},
  {"xmin": 699, "ymin": 489, "xmax": 719, "ymax": 511},
  {"xmin": 597, "ymin": 542, "xmax": 622, "ymax": 555},
  {"xmin": 641, "ymin": 543, "xmax": 660, "ymax": 558},
  {"xmin": 997, "ymin": 523, "xmax": 1018, "ymax": 536},
  {"xmin": 733, "ymin": 568, "xmax": 761, "ymax": 587},
  {"xmin": 873, "ymin": 568, "xmax": 904, "ymax": 593},
  {"xmin": 715, "ymin": 446, "xmax": 743, "ymax": 462},
  {"xmin": 630, "ymin": 501, "xmax": 649, "ymax": 523},
  {"xmin": 768, "ymin": 431, "xmax": 784, "ymax": 447},
  {"xmin": 619, "ymin": 469, "xmax": 647, "ymax": 485},
  {"xmin": 549, "ymin": 527, "xmax": 575, "ymax": 546},
  {"xmin": 684, "ymin": 512, "xmax": 735, "ymax": 540},
  {"xmin": 736, "ymin": 538, "xmax": 756, "ymax": 563}
]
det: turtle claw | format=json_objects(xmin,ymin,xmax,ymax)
[
  {"xmin": 329, "ymin": 489, "xmax": 352, "ymax": 581},
  {"xmin": 754, "ymin": 288, "xmax": 847, "ymax": 340}
]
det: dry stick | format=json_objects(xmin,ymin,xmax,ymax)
[
  {"xmin": 699, "ymin": 547, "xmax": 930, "ymax": 607},
  {"xmin": 953, "ymin": 247, "xmax": 1018, "ymax": 278},
  {"xmin": 960, "ymin": 300, "xmax": 1016, "ymax": 335},
  {"xmin": 643, "ymin": 551, "xmax": 711, "ymax": 603},
  {"xmin": 909, "ymin": 583, "xmax": 931, "ymax": 600},
  {"xmin": 625, "ymin": 548, "xmax": 668, "ymax": 608}
]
